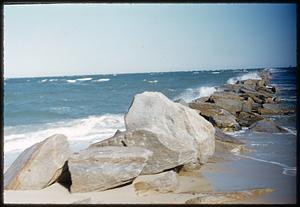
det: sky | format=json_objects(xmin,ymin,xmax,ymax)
[{"xmin": 4, "ymin": 3, "xmax": 297, "ymax": 78}]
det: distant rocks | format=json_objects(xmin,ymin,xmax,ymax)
[
  {"xmin": 69, "ymin": 146, "xmax": 152, "ymax": 193},
  {"xmin": 4, "ymin": 134, "xmax": 70, "ymax": 190}
]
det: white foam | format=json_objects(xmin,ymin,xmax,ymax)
[
  {"xmin": 227, "ymin": 72, "xmax": 261, "ymax": 84},
  {"xmin": 94, "ymin": 78, "xmax": 110, "ymax": 82},
  {"xmin": 4, "ymin": 114, "xmax": 125, "ymax": 154},
  {"xmin": 39, "ymin": 79, "xmax": 47, "ymax": 83},
  {"xmin": 67, "ymin": 79, "xmax": 77, "ymax": 83},
  {"xmin": 175, "ymin": 86, "xmax": 217, "ymax": 103},
  {"xmin": 212, "ymin": 71, "xmax": 220, "ymax": 74},
  {"xmin": 234, "ymin": 153, "xmax": 296, "ymax": 176},
  {"xmin": 148, "ymin": 80, "xmax": 158, "ymax": 83},
  {"xmin": 49, "ymin": 79, "xmax": 58, "ymax": 82},
  {"xmin": 76, "ymin": 78, "xmax": 93, "ymax": 81}
]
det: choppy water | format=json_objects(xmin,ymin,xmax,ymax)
[{"xmin": 3, "ymin": 67, "xmax": 297, "ymax": 174}]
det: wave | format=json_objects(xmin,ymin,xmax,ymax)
[
  {"xmin": 233, "ymin": 153, "xmax": 296, "ymax": 176},
  {"xmin": 175, "ymin": 86, "xmax": 217, "ymax": 103},
  {"xmin": 94, "ymin": 78, "xmax": 110, "ymax": 82},
  {"xmin": 67, "ymin": 79, "xmax": 77, "ymax": 83},
  {"xmin": 76, "ymin": 78, "xmax": 93, "ymax": 81},
  {"xmin": 49, "ymin": 79, "xmax": 58, "ymax": 82},
  {"xmin": 211, "ymin": 71, "xmax": 220, "ymax": 74},
  {"xmin": 148, "ymin": 80, "xmax": 158, "ymax": 83},
  {"xmin": 4, "ymin": 114, "xmax": 125, "ymax": 154},
  {"xmin": 227, "ymin": 72, "xmax": 261, "ymax": 84},
  {"xmin": 39, "ymin": 79, "xmax": 48, "ymax": 83}
]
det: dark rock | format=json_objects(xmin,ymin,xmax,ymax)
[
  {"xmin": 236, "ymin": 111, "xmax": 264, "ymax": 127},
  {"xmin": 249, "ymin": 119, "xmax": 288, "ymax": 133}
]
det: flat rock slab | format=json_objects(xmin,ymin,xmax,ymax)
[
  {"xmin": 4, "ymin": 134, "xmax": 70, "ymax": 190},
  {"xmin": 258, "ymin": 103, "xmax": 293, "ymax": 115},
  {"xmin": 133, "ymin": 171, "xmax": 178, "ymax": 195},
  {"xmin": 90, "ymin": 129, "xmax": 197, "ymax": 175},
  {"xmin": 185, "ymin": 188, "xmax": 274, "ymax": 204},
  {"xmin": 69, "ymin": 146, "xmax": 153, "ymax": 193}
]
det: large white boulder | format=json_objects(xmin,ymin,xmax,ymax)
[{"xmin": 125, "ymin": 92, "xmax": 215, "ymax": 165}]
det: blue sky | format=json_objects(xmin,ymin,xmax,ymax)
[{"xmin": 4, "ymin": 3, "xmax": 297, "ymax": 78}]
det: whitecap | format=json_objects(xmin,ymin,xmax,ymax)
[
  {"xmin": 76, "ymin": 78, "xmax": 92, "ymax": 81},
  {"xmin": 212, "ymin": 71, "xmax": 220, "ymax": 74},
  {"xmin": 49, "ymin": 79, "xmax": 58, "ymax": 82},
  {"xmin": 227, "ymin": 72, "xmax": 261, "ymax": 84},
  {"xmin": 148, "ymin": 80, "xmax": 158, "ymax": 83},
  {"xmin": 94, "ymin": 78, "xmax": 110, "ymax": 82},
  {"xmin": 67, "ymin": 79, "xmax": 77, "ymax": 83},
  {"xmin": 39, "ymin": 79, "xmax": 47, "ymax": 83}
]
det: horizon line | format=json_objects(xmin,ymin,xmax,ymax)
[{"xmin": 3, "ymin": 65, "xmax": 296, "ymax": 79}]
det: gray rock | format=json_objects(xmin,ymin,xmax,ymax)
[
  {"xmin": 69, "ymin": 146, "xmax": 152, "ymax": 193},
  {"xmin": 241, "ymin": 97, "xmax": 254, "ymax": 113},
  {"xmin": 174, "ymin": 98, "xmax": 189, "ymax": 107},
  {"xmin": 125, "ymin": 92, "xmax": 215, "ymax": 166},
  {"xmin": 236, "ymin": 111, "xmax": 264, "ymax": 127},
  {"xmin": 249, "ymin": 119, "xmax": 288, "ymax": 133},
  {"xmin": 133, "ymin": 171, "xmax": 178, "ymax": 195},
  {"xmin": 208, "ymin": 92, "xmax": 243, "ymax": 115},
  {"xmin": 258, "ymin": 103, "xmax": 293, "ymax": 115},
  {"xmin": 214, "ymin": 128, "xmax": 244, "ymax": 145},
  {"xmin": 89, "ymin": 129, "xmax": 197, "ymax": 174},
  {"xmin": 189, "ymin": 102, "xmax": 240, "ymax": 131},
  {"xmin": 4, "ymin": 134, "xmax": 71, "ymax": 190}
]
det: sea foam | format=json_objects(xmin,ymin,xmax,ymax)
[
  {"xmin": 4, "ymin": 114, "xmax": 125, "ymax": 155},
  {"xmin": 227, "ymin": 72, "xmax": 261, "ymax": 84},
  {"xmin": 94, "ymin": 78, "xmax": 110, "ymax": 82},
  {"xmin": 175, "ymin": 86, "xmax": 217, "ymax": 103}
]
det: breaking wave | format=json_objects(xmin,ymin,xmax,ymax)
[
  {"xmin": 175, "ymin": 86, "xmax": 217, "ymax": 103},
  {"xmin": 94, "ymin": 78, "xmax": 110, "ymax": 82},
  {"xmin": 227, "ymin": 72, "xmax": 261, "ymax": 84},
  {"xmin": 4, "ymin": 114, "xmax": 125, "ymax": 154}
]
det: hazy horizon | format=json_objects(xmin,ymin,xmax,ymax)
[{"xmin": 4, "ymin": 3, "xmax": 296, "ymax": 78}]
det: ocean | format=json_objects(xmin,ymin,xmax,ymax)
[{"xmin": 3, "ymin": 67, "xmax": 297, "ymax": 175}]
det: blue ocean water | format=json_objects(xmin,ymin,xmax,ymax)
[{"xmin": 3, "ymin": 67, "xmax": 297, "ymax": 173}]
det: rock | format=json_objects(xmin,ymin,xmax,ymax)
[
  {"xmin": 68, "ymin": 146, "xmax": 152, "ymax": 193},
  {"xmin": 4, "ymin": 134, "xmax": 71, "ymax": 190},
  {"xmin": 249, "ymin": 119, "xmax": 288, "ymax": 133},
  {"xmin": 241, "ymin": 97, "xmax": 254, "ymax": 113},
  {"xmin": 214, "ymin": 128, "xmax": 244, "ymax": 145},
  {"xmin": 124, "ymin": 92, "xmax": 215, "ymax": 166},
  {"xmin": 236, "ymin": 111, "xmax": 264, "ymax": 127},
  {"xmin": 133, "ymin": 171, "xmax": 178, "ymax": 195},
  {"xmin": 89, "ymin": 130, "xmax": 197, "ymax": 174},
  {"xmin": 174, "ymin": 98, "xmax": 189, "ymax": 107},
  {"xmin": 192, "ymin": 96, "xmax": 210, "ymax": 103},
  {"xmin": 185, "ymin": 188, "xmax": 274, "ymax": 204},
  {"xmin": 189, "ymin": 102, "xmax": 240, "ymax": 131},
  {"xmin": 251, "ymin": 102, "xmax": 262, "ymax": 112},
  {"xmin": 241, "ymin": 79, "xmax": 260, "ymax": 90},
  {"xmin": 258, "ymin": 103, "xmax": 292, "ymax": 115},
  {"xmin": 214, "ymin": 128, "xmax": 247, "ymax": 154},
  {"xmin": 208, "ymin": 92, "xmax": 243, "ymax": 115}
]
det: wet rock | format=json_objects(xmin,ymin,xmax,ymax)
[
  {"xmin": 4, "ymin": 134, "xmax": 71, "ymax": 190},
  {"xmin": 249, "ymin": 119, "xmax": 288, "ymax": 133},
  {"xmin": 214, "ymin": 128, "xmax": 244, "ymax": 145},
  {"xmin": 125, "ymin": 92, "xmax": 215, "ymax": 166},
  {"xmin": 185, "ymin": 188, "xmax": 274, "ymax": 204},
  {"xmin": 258, "ymin": 103, "xmax": 293, "ymax": 115},
  {"xmin": 68, "ymin": 146, "xmax": 152, "ymax": 193},
  {"xmin": 236, "ymin": 111, "xmax": 264, "ymax": 127},
  {"xmin": 189, "ymin": 102, "xmax": 240, "ymax": 131},
  {"xmin": 208, "ymin": 92, "xmax": 244, "ymax": 115},
  {"xmin": 214, "ymin": 128, "xmax": 247, "ymax": 153},
  {"xmin": 133, "ymin": 171, "xmax": 178, "ymax": 195}
]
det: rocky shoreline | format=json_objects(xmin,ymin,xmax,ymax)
[{"xmin": 4, "ymin": 69, "xmax": 294, "ymax": 204}]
